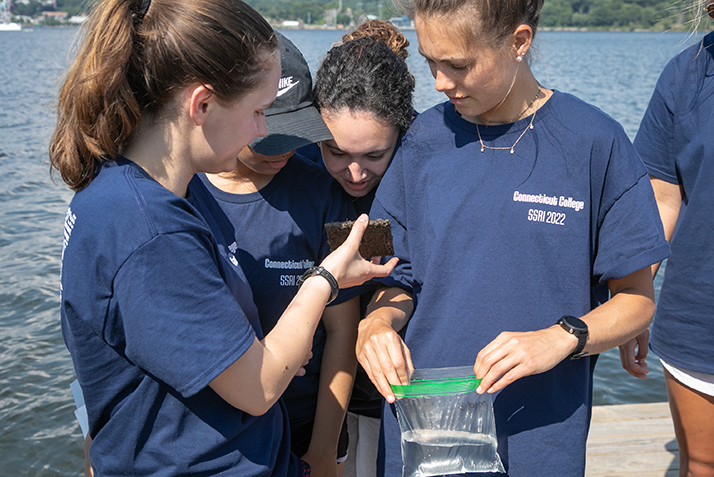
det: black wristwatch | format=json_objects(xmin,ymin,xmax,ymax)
[
  {"xmin": 557, "ymin": 315, "xmax": 589, "ymax": 360},
  {"xmin": 297, "ymin": 266, "xmax": 339, "ymax": 305}
]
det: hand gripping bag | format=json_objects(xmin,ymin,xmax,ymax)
[{"xmin": 390, "ymin": 366, "xmax": 505, "ymax": 476}]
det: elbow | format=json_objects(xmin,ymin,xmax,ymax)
[
  {"xmin": 242, "ymin": 400, "xmax": 275, "ymax": 417},
  {"xmin": 225, "ymin": 393, "xmax": 278, "ymax": 417},
  {"xmin": 643, "ymin": 297, "xmax": 656, "ymax": 327}
]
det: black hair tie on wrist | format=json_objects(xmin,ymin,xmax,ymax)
[{"xmin": 132, "ymin": 0, "xmax": 151, "ymax": 24}]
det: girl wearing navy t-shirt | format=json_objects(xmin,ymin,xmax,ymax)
[
  {"xmin": 48, "ymin": 1, "xmax": 396, "ymax": 475},
  {"xmin": 312, "ymin": 21, "xmax": 415, "ymax": 477},
  {"xmin": 619, "ymin": 7, "xmax": 714, "ymax": 473},
  {"xmin": 354, "ymin": 0, "xmax": 669, "ymax": 475}
]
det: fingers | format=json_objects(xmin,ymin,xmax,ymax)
[
  {"xmin": 371, "ymin": 256, "xmax": 399, "ymax": 277},
  {"xmin": 619, "ymin": 338, "xmax": 649, "ymax": 380},
  {"xmin": 474, "ymin": 328, "xmax": 570, "ymax": 394},
  {"xmin": 634, "ymin": 329, "xmax": 650, "ymax": 361},
  {"xmin": 358, "ymin": 329, "xmax": 412, "ymax": 403},
  {"xmin": 474, "ymin": 339, "xmax": 521, "ymax": 394}
]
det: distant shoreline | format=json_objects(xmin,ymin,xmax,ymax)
[{"xmin": 271, "ymin": 23, "xmax": 700, "ymax": 33}]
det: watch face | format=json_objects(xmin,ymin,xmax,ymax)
[{"xmin": 560, "ymin": 316, "xmax": 587, "ymax": 334}]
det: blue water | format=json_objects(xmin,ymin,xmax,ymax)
[{"xmin": 0, "ymin": 26, "xmax": 695, "ymax": 475}]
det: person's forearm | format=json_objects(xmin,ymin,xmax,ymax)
[
  {"xmin": 579, "ymin": 266, "xmax": 656, "ymax": 356},
  {"xmin": 307, "ymin": 298, "xmax": 360, "ymax": 457},
  {"xmin": 650, "ymin": 175, "xmax": 682, "ymax": 277},
  {"xmin": 357, "ymin": 286, "xmax": 415, "ymax": 401},
  {"xmin": 363, "ymin": 286, "xmax": 413, "ymax": 333},
  {"xmin": 307, "ymin": 331, "xmax": 357, "ymax": 457},
  {"xmin": 210, "ymin": 276, "xmax": 332, "ymax": 415}
]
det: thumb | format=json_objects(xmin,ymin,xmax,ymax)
[{"xmin": 342, "ymin": 214, "xmax": 369, "ymax": 253}]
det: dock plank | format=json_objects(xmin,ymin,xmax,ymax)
[{"xmin": 586, "ymin": 402, "xmax": 678, "ymax": 476}]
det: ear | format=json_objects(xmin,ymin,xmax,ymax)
[
  {"xmin": 513, "ymin": 24, "xmax": 534, "ymax": 59},
  {"xmin": 188, "ymin": 85, "xmax": 215, "ymax": 127}
]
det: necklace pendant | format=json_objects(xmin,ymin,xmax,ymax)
[
  {"xmin": 510, "ymin": 148, "xmax": 515, "ymax": 154},
  {"xmin": 529, "ymin": 124, "xmax": 534, "ymax": 130},
  {"xmin": 480, "ymin": 146, "xmax": 485, "ymax": 152}
]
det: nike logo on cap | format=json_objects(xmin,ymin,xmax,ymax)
[{"xmin": 277, "ymin": 76, "xmax": 299, "ymax": 97}]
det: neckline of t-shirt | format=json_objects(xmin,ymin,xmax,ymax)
[
  {"xmin": 444, "ymin": 89, "xmax": 559, "ymax": 138},
  {"xmin": 197, "ymin": 159, "xmax": 292, "ymax": 205}
]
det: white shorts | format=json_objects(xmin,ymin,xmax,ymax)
[{"xmin": 661, "ymin": 358, "xmax": 714, "ymax": 397}]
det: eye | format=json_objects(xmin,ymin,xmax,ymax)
[
  {"xmin": 367, "ymin": 153, "xmax": 386, "ymax": 160},
  {"xmin": 255, "ymin": 109, "xmax": 265, "ymax": 118},
  {"xmin": 325, "ymin": 147, "xmax": 346, "ymax": 157},
  {"xmin": 450, "ymin": 63, "xmax": 468, "ymax": 71}
]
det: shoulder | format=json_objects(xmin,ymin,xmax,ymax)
[
  {"xmin": 546, "ymin": 91, "xmax": 628, "ymax": 140},
  {"xmin": 652, "ymin": 32, "xmax": 714, "ymax": 112},
  {"xmin": 398, "ymin": 102, "xmax": 456, "ymax": 153},
  {"xmin": 405, "ymin": 102, "xmax": 448, "ymax": 136},
  {"xmin": 71, "ymin": 160, "xmax": 210, "ymax": 247}
]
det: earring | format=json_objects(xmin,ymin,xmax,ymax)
[{"xmin": 516, "ymin": 54, "xmax": 523, "ymax": 63}]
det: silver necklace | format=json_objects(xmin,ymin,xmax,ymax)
[{"xmin": 476, "ymin": 89, "xmax": 541, "ymax": 154}]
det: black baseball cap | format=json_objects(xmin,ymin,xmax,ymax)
[{"xmin": 249, "ymin": 32, "xmax": 333, "ymax": 156}]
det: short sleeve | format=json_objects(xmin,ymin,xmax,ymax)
[
  {"xmin": 592, "ymin": 133, "xmax": 670, "ymax": 282},
  {"xmin": 634, "ymin": 59, "xmax": 679, "ymax": 183},
  {"xmin": 113, "ymin": 232, "xmax": 256, "ymax": 398},
  {"xmin": 370, "ymin": 141, "xmax": 416, "ymax": 293}
]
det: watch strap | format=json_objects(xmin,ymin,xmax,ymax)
[
  {"xmin": 557, "ymin": 315, "xmax": 588, "ymax": 360},
  {"xmin": 297, "ymin": 266, "xmax": 339, "ymax": 305}
]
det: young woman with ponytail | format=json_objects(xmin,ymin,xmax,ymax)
[{"xmin": 50, "ymin": 1, "xmax": 395, "ymax": 475}]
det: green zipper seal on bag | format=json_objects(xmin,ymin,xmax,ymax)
[{"xmin": 391, "ymin": 375, "xmax": 482, "ymax": 398}]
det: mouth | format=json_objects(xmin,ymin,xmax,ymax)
[
  {"xmin": 344, "ymin": 179, "xmax": 370, "ymax": 192},
  {"xmin": 266, "ymin": 157, "xmax": 290, "ymax": 170}
]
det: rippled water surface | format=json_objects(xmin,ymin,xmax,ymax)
[{"xmin": 0, "ymin": 26, "xmax": 695, "ymax": 475}]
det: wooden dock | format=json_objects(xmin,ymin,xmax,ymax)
[{"xmin": 586, "ymin": 402, "xmax": 678, "ymax": 476}]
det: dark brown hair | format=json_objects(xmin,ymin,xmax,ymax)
[
  {"xmin": 397, "ymin": 0, "xmax": 544, "ymax": 47},
  {"xmin": 314, "ymin": 20, "xmax": 415, "ymax": 133},
  {"xmin": 49, "ymin": 0, "xmax": 277, "ymax": 191},
  {"xmin": 342, "ymin": 19, "xmax": 410, "ymax": 61}
]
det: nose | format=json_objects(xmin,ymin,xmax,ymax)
[
  {"xmin": 434, "ymin": 68, "xmax": 455, "ymax": 93},
  {"xmin": 255, "ymin": 114, "xmax": 268, "ymax": 139},
  {"xmin": 346, "ymin": 162, "xmax": 366, "ymax": 182}
]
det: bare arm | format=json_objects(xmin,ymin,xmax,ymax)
[
  {"xmin": 619, "ymin": 174, "xmax": 683, "ymax": 378},
  {"xmin": 475, "ymin": 265, "xmax": 656, "ymax": 393},
  {"xmin": 649, "ymin": 175, "xmax": 683, "ymax": 277},
  {"xmin": 301, "ymin": 297, "xmax": 360, "ymax": 476},
  {"xmin": 210, "ymin": 215, "xmax": 399, "ymax": 415},
  {"xmin": 356, "ymin": 286, "xmax": 414, "ymax": 403},
  {"xmin": 84, "ymin": 435, "xmax": 93, "ymax": 477}
]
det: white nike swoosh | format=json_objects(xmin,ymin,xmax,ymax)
[{"xmin": 277, "ymin": 82, "xmax": 298, "ymax": 97}]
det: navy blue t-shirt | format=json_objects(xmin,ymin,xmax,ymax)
[
  {"xmin": 191, "ymin": 153, "xmax": 355, "ymax": 428},
  {"xmin": 370, "ymin": 93, "xmax": 669, "ymax": 476},
  {"xmin": 635, "ymin": 31, "xmax": 714, "ymax": 376},
  {"xmin": 60, "ymin": 158, "xmax": 299, "ymax": 476}
]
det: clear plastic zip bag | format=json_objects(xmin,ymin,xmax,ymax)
[{"xmin": 391, "ymin": 366, "xmax": 505, "ymax": 476}]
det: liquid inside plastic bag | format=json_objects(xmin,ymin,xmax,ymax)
[{"xmin": 391, "ymin": 366, "xmax": 505, "ymax": 477}]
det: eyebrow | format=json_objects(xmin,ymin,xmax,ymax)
[
  {"xmin": 325, "ymin": 142, "xmax": 391, "ymax": 156},
  {"xmin": 417, "ymin": 47, "xmax": 468, "ymax": 64}
]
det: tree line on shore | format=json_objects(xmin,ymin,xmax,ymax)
[{"xmin": 11, "ymin": 0, "xmax": 709, "ymax": 31}]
